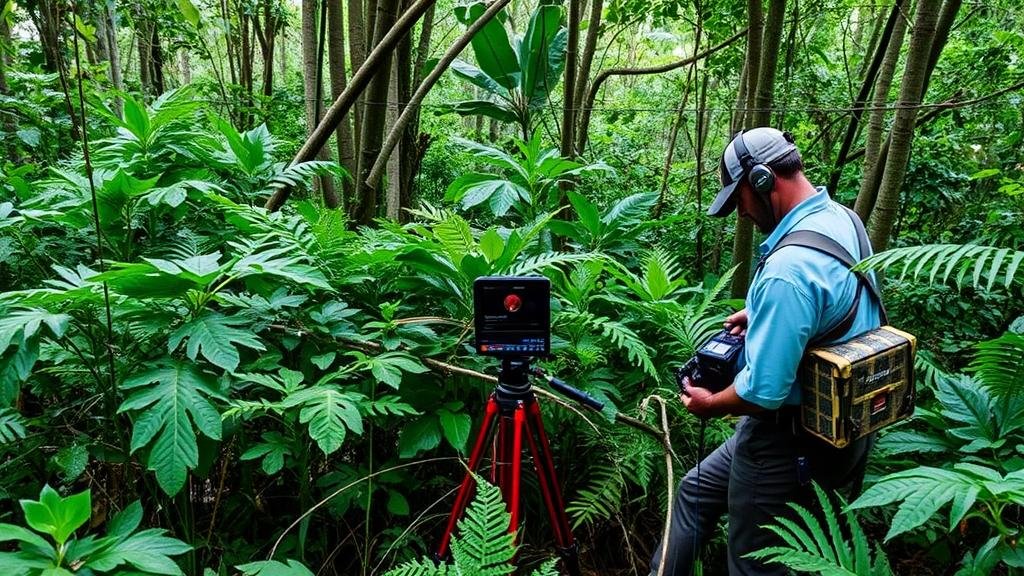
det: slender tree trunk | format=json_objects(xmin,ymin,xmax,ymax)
[
  {"xmin": 151, "ymin": 26, "xmax": 165, "ymax": 94},
  {"xmin": 180, "ymin": 48, "xmax": 191, "ymax": 84},
  {"xmin": 328, "ymin": 0, "xmax": 356, "ymax": 205},
  {"xmin": 867, "ymin": 0, "xmax": 943, "ymax": 250},
  {"xmin": 103, "ymin": 3, "xmax": 124, "ymax": 116},
  {"xmin": 136, "ymin": 2, "xmax": 153, "ymax": 97},
  {"xmin": 254, "ymin": 0, "xmax": 277, "ymax": 98},
  {"xmin": 221, "ymin": 0, "xmax": 238, "ymax": 86},
  {"xmin": 695, "ymin": 74, "xmax": 711, "ymax": 277},
  {"xmin": 394, "ymin": 26, "xmax": 415, "ymax": 219},
  {"xmin": 0, "ymin": 18, "xmax": 15, "ymax": 160},
  {"xmin": 854, "ymin": 3, "xmax": 908, "ymax": 221},
  {"xmin": 302, "ymin": 0, "xmax": 339, "ymax": 205},
  {"xmin": 828, "ymin": 0, "xmax": 907, "ymax": 195},
  {"xmin": 265, "ymin": 0, "xmax": 436, "ymax": 212},
  {"xmin": 573, "ymin": 0, "xmax": 603, "ymax": 122},
  {"xmin": 560, "ymin": 0, "xmax": 580, "ymax": 159},
  {"xmin": 729, "ymin": 0, "xmax": 768, "ymax": 299},
  {"xmin": 348, "ymin": 0, "xmax": 367, "ymax": 160},
  {"xmin": 386, "ymin": 64, "xmax": 402, "ymax": 219},
  {"xmin": 353, "ymin": 0, "xmax": 400, "ymax": 224}
]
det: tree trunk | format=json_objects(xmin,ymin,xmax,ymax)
[
  {"xmin": 302, "ymin": 0, "xmax": 339, "ymax": 206},
  {"xmin": 136, "ymin": 2, "xmax": 153, "ymax": 97},
  {"xmin": 353, "ymin": 0, "xmax": 400, "ymax": 224},
  {"xmin": 350, "ymin": 0, "xmax": 368, "ymax": 158},
  {"xmin": 854, "ymin": 2, "xmax": 908, "ymax": 221},
  {"xmin": 867, "ymin": 0, "xmax": 943, "ymax": 251},
  {"xmin": 386, "ymin": 63, "xmax": 402, "ymax": 219},
  {"xmin": 729, "ymin": 0, "xmax": 767, "ymax": 299},
  {"xmin": 695, "ymin": 74, "xmax": 711, "ymax": 277},
  {"xmin": 828, "ymin": 0, "xmax": 907, "ymax": 196},
  {"xmin": 151, "ymin": 26, "xmax": 165, "ymax": 94},
  {"xmin": 180, "ymin": 48, "xmax": 191, "ymax": 84},
  {"xmin": 573, "ymin": 0, "xmax": 603, "ymax": 125},
  {"xmin": 328, "ymin": 0, "xmax": 356, "ymax": 205},
  {"xmin": 560, "ymin": 0, "xmax": 580, "ymax": 159},
  {"xmin": 103, "ymin": 3, "xmax": 124, "ymax": 116},
  {"xmin": 254, "ymin": 0, "xmax": 277, "ymax": 98},
  {"xmin": 265, "ymin": 0, "xmax": 436, "ymax": 212},
  {"xmin": 394, "ymin": 25, "xmax": 415, "ymax": 219}
]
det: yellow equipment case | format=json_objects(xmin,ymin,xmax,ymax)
[{"xmin": 799, "ymin": 326, "xmax": 916, "ymax": 448}]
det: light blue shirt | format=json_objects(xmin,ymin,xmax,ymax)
[{"xmin": 732, "ymin": 187, "xmax": 883, "ymax": 409}]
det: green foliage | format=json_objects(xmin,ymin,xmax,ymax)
[
  {"xmin": 0, "ymin": 487, "xmax": 190, "ymax": 574},
  {"xmin": 445, "ymin": 132, "xmax": 612, "ymax": 220},
  {"xmin": 746, "ymin": 483, "xmax": 894, "ymax": 576},
  {"xmin": 119, "ymin": 360, "xmax": 224, "ymax": 495},
  {"xmin": 856, "ymin": 244, "xmax": 1024, "ymax": 292},
  {"xmin": 448, "ymin": 2, "xmax": 567, "ymax": 136},
  {"xmin": 383, "ymin": 479, "xmax": 559, "ymax": 576}
]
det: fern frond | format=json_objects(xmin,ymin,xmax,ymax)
[
  {"xmin": 381, "ymin": 559, "xmax": 447, "ymax": 576},
  {"xmin": 968, "ymin": 331, "xmax": 1024, "ymax": 397},
  {"xmin": 916, "ymin": 349, "xmax": 954, "ymax": 393},
  {"xmin": 507, "ymin": 253, "xmax": 596, "ymax": 276},
  {"xmin": 262, "ymin": 161, "xmax": 346, "ymax": 196},
  {"xmin": 855, "ymin": 244, "xmax": 1024, "ymax": 291},
  {"xmin": 566, "ymin": 464, "xmax": 624, "ymax": 528},
  {"xmin": 450, "ymin": 479, "xmax": 516, "ymax": 576},
  {"xmin": 746, "ymin": 483, "xmax": 889, "ymax": 575},
  {"xmin": 0, "ymin": 408, "xmax": 27, "ymax": 444}
]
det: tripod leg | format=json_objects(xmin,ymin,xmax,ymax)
[
  {"xmin": 437, "ymin": 395, "xmax": 500, "ymax": 560},
  {"xmin": 509, "ymin": 401, "xmax": 526, "ymax": 536},
  {"xmin": 524, "ymin": 400, "xmax": 582, "ymax": 576}
]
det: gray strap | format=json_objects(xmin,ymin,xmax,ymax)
[{"xmin": 755, "ymin": 207, "xmax": 888, "ymax": 344}]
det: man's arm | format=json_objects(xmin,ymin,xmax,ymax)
[{"xmin": 681, "ymin": 379, "xmax": 764, "ymax": 418}]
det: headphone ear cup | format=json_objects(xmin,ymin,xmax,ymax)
[{"xmin": 748, "ymin": 164, "xmax": 775, "ymax": 195}]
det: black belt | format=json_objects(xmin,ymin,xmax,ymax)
[{"xmin": 752, "ymin": 404, "xmax": 801, "ymax": 426}]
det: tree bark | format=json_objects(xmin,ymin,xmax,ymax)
[
  {"xmin": 150, "ymin": 26, "xmax": 165, "ymax": 94},
  {"xmin": 353, "ymin": 0, "xmax": 400, "ymax": 223},
  {"xmin": 266, "ymin": 0, "xmax": 436, "ymax": 212},
  {"xmin": 366, "ymin": 0, "xmax": 509, "ymax": 193},
  {"xmin": 867, "ymin": 0, "xmax": 943, "ymax": 251},
  {"xmin": 349, "ymin": 0, "xmax": 368, "ymax": 157},
  {"xmin": 728, "ymin": 0, "xmax": 766, "ymax": 299},
  {"xmin": 254, "ymin": 0, "xmax": 278, "ymax": 98},
  {"xmin": 328, "ymin": 0, "xmax": 356, "ymax": 205},
  {"xmin": 560, "ymin": 0, "xmax": 580, "ymax": 158},
  {"xmin": 828, "ymin": 0, "xmax": 907, "ymax": 196},
  {"xmin": 854, "ymin": 2, "xmax": 908, "ymax": 221},
  {"xmin": 302, "ymin": 0, "xmax": 339, "ymax": 206},
  {"xmin": 135, "ymin": 2, "xmax": 154, "ymax": 97},
  {"xmin": 572, "ymin": 0, "xmax": 604, "ymax": 123}
]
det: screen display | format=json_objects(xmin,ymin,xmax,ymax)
[{"xmin": 473, "ymin": 276, "xmax": 550, "ymax": 357}]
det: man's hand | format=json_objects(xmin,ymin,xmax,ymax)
[
  {"xmin": 725, "ymin": 308, "xmax": 749, "ymax": 336},
  {"xmin": 680, "ymin": 376, "xmax": 716, "ymax": 417}
]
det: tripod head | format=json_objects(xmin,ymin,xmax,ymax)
[{"xmin": 491, "ymin": 356, "xmax": 605, "ymax": 412}]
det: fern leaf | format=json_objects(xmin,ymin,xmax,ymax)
[
  {"xmin": 567, "ymin": 464, "xmax": 624, "ymax": 528},
  {"xmin": 968, "ymin": 332, "xmax": 1024, "ymax": 397},
  {"xmin": 0, "ymin": 409, "xmax": 26, "ymax": 444},
  {"xmin": 856, "ymin": 244, "xmax": 1024, "ymax": 290},
  {"xmin": 450, "ymin": 479, "xmax": 516, "ymax": 576}
]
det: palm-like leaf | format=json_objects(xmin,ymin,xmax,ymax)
[
  {"xmin": 855, "ymin": 244, "xmax": 1024, "ymax": 292},
  {"xmin": 968, "ymin": 332, "xmax": 1024, "ymax": 397},
  {"xmin": 746, "ymin": 483, "xmax": 893, "ymax": 576}
]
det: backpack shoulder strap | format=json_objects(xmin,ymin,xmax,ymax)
[{"xmin": 756, "ymin": 208, "xmax": 888, "ymax": 343}]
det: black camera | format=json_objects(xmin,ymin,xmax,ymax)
[
  {"xmin": 473, "ymin": 276, "xmax": 551, "ymax": 357},
  {"xmin": 676, "ymin": 329, "xmax": 745, "ymax": 393}
]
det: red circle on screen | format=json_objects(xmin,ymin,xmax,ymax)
[{"xmin": 504, "ymin": 294, "xmax": 522, "ymax": 312}]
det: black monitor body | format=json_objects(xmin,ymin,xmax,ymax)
[{"xmin": 473, "ymin": 276, "xmax": 551, "ymax": 358}]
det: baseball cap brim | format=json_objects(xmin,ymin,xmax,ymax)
[{"xmin": 708, "ymin": 179, "xmax": 740, "ymax": 217}]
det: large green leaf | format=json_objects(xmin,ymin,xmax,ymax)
[
  {"xmin": 119, "ymin": 361, "xmax": 225, "ymax": 495},
  {"xmin": 457, "ymin": 2, "xmax": 520, "ymax": 90},
  {"xmin": 236, "ymin": 559, "xmax": 315, "ymax": 576},
  {"xmin": 449, "ymin": 60, "xmax": 510, "ymax": 99},
  {"xmin": 448, "ymin": 100, "xmax": 518, "ymax": 124},
  {"xmin": 519, "ymin": 4, "xmax": 564, "ymax": 104},
  {"xmin": 281, "ymin": 386, "xmax": 364, "ymax": 455},
  {"xmin": 168, "ymin": 311, "xmax": 265, "ymax": 372},
  {"xmin": 20, "ymin": 485, "xmax": 90, "ymax": 547}
]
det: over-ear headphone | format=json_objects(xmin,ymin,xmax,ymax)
[{"xmin": 731, "ymin": 130, "xmax": 775, "ymax": 195}]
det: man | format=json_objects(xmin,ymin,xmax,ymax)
[{"xmin": 650, "ymin": 127, "xmax": 881, "ymax": 575}]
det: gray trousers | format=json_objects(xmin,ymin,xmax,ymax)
[{"xmin": 649, "ymin": 414, "xmax": 872, "ymax": 576}]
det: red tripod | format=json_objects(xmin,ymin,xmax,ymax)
[{"xmin": 437, "ymin": 359, "xmax": 602, "ymax": 575}]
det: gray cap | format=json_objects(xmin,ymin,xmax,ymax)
[{"xmin": 708, "ymin": 127, "xmax": 798, "ymax": 217}]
